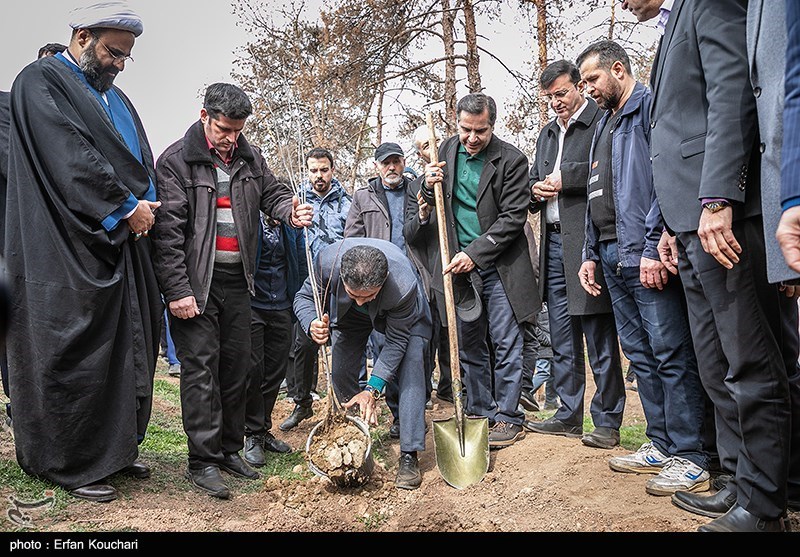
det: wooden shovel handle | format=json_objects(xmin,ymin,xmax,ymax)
[{"xmin": 426, "ymin": 113, "xmax": 464, "ymax": 421}]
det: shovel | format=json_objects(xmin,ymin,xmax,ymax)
[{"xmin": 427, "ymin": 112, "xmax": 490, "ymax": 489}]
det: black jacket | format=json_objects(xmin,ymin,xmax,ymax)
[
  {"xmin": 152, "ymin": 120, "xmax": 294, "ymax": 312},
  {"xmin": 529, "ymin": 99, "xmax": 613, "ymax": 316},
  {"xmin": 409, "ymin": 134, "xmax": 540, "ymax": 324}
]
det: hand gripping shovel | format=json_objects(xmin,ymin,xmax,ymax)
[{"xmin": 427, "ymin": 113, "xmax": 490, "ymax": 489}]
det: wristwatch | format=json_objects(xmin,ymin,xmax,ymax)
[
  {"xmin": 702, "ymin": 200, "xmax": 730, "ymax": 213},
  {"xmin": 364, "ymin": 385, "xmax": 382, "ymax": 400}
]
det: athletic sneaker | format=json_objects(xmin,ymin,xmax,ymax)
[
  {"xmin": 645, "ymin": 457, "xmax": 710, "ymax": 496},
  {"xmin": 608, "ymin": 442, "xmax": 670, "ymax": 474}
]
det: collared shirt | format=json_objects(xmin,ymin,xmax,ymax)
[
  {"xmin": 205, "ymin": 136, "xmax": 236, "ymax": 166},
  {"xmin": 656, "ymin": 0, "xmax": 675, "ymax": 36},
  {"xmin": 546, "ymin": 98, "xmax": 589, "ymax": 224},
  {"xmin": 453, "ymin": 143, "xmax": 485, "ymax": 250}
]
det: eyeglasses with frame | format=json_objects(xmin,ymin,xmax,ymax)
[
  {"xmin": 541, "ymin": 86, "xmax": 577, "ymax": 103},
  {"xmin": 91, "ymin": 32, "xmax": 134, "ymax": 64}
]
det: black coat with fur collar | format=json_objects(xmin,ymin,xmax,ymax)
[{"xmin": 152, "ymin": 120, "xmax": 294, "ymax": 312}]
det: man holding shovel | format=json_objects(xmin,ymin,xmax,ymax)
[
  {"xmin": 418, "ymin": 93, "xmax": 540, "ymax": 449},
  {"xmin": 294, "ymin": 238, "xmax": 431, "ymax": 489}
]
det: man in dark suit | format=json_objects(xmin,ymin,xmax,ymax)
[
  {"xmin": 778, "ymin": 0, "xmax": 800, "ymax": 274},
  {"xmin": 624, "ymin": 0, "xmax": 794, "ymax": 531},
  {"xmin": 527, "ymin": 60, "xmax": 625, "ymax": 449},
  {"xmin": 415, "ymin": 93, "xmax": 539, "ymax": 449},
  {"xmin": 293, "ymin": 238, "xmax": 431, "ymax": 490}
]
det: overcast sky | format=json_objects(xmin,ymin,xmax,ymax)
[
  {"xmin": 0, "ymin": 1, "xmax": 249, "ymax": 157},
  {"xmin": 0, "ymin": 1, "xmax": 653, "ymax": 160}
]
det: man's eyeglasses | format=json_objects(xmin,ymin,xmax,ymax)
[
  {"xmin": 541, "ymin": 86, "xmax": 576, "ymax": 103},
  {"xmin": 91, "ymin": 33, "xmax": 134, "ymax": 64}
]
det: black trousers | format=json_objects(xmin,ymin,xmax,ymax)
[
  {"xmin": 429, "ymin": 298, "xmax": 452, "ymax": 399},
  {"xmin": 170, "ymin": 268, "xmax": 252, "ymax": 469},
  {"xmin": 677, "ymin": 217, "xmax": 798, "ymax": 519},
  {"xmin": 245, "ymin": 307, "xmax": 293, "ymax": 435},
  {"xmin": 287, "ymin": 321, "xmax": 318, "ymax": 409}
]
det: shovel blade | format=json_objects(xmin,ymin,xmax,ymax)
[{"xmin": 432, "ymin": 415, "xmax": 490, "ymax": 489}]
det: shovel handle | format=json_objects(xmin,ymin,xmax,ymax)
[{"xmin": 426, "ymin": 112, "xmax": 465, "ymax": 431}]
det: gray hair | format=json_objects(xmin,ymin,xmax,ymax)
[{"xmin": 341, "ymin": 246, "xmax": 388, "ymax": 289}]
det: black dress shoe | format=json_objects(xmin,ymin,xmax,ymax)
[
  {"xmin": 698, "ymin": 503, "xmax": 787, "ymax": 532},
  {"xmin": 580, "ymin": 427, "xmax": 620, "ymax": 449},
  {"xmin": 395, "ymin": 452, "xmax": 421, "ymax": 490},
  {"xmin": 120, "ymin": 460, "xmax": 151, "ymax": 479},
  {"xmin": 710, "ymin": 472, "xmax": 733, "ymax": 492},
  {"xmin": 519, "ymin": 390, "xmax": 540, "ymax": 412},
  {"xmin": 389, "ymin": 421, "xmax": 400, "ymax": 439},
  {"xmin": 262, "ymin": 432, "xmax": 292, "ymax": 454},
  {"xmin": 244, "ymin": 435, "xmax": 266, "ymax": 467},
  {"xmin": 672, "ymin": 485, "xmax": 736, "ymax": 518},
  {"xmin": 69, "ymin": 483, "xmax": 118, "ymax": 503},
  {"xmin": 279, "ymin": 405, "xmax": 313, "ymax": 431},
  {"xmin": 220, "ymin": 453, "xmax": 261, "ymax": 480},
  {"xmin": 524, "ymin": 417, "xmax": 582, "ymax": 438},
  {"xmin": 185, "ymin": 466, "xmax": 230, "ymax": 499}
]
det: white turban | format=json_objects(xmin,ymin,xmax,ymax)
[{"xmin": 69, "ymin": 1, "xmax": 144, "ymax": 37}]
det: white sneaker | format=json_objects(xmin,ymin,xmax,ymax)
[
  {"xmin": 608, "ymin": 442, "xmax": 670, "ymax": 474},
  {"xmin": 645, "ymin": 457, "xmax": 710, "ymax": 496}
]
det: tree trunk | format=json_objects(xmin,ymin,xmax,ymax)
[
  {"xmin": 608, "ymin": 0, "xmax": 616, "ymax": 39},
  {"xmin": 462, "ymin": 0, "xmax": 482, "ymax": 92},
  {"xmin": 442, "ymin": 0, "xmax": 457, "ymax": 134},
  {"xmin": 534, "ymin": 0, "xmax": 549, "ymax": 131},
  {"xmin": 350, "ymin": 112, "xmax": 371, "ymax": 194},
  {"xmin": 375, "ymin": 79, "xmax": 385, "ymax": 145}
]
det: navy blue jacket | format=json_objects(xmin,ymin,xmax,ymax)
[
  {"xmin": 254, "ymin": 215, "xmax": 308, "ymax": 311},
  {"xmin": 584, "ymin": 82, "xmax": 663, "ymax": 267}
]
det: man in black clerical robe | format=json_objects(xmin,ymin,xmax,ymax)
[{"xmin": 3, "ymin": 2, "xmax": 161, "ymax": 502}]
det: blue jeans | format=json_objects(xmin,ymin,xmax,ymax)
[
  {"xmin": 532, "ymin": 359, "xmax": 558, "ymax": 406},
  {"xmin": 459, "ymin": 265, "xmax": 524, "ymax": 425},
  {"xmin": 164, "ymin": 309, "xmax": 180, "ymax": 366},
  {"xmin": 599, "ymin": 240, "xmax": 708, "ymax": 468}
]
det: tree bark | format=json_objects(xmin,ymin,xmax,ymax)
[
  {"xmin": 608, "ymin": 0, "xmax": 616, "ymax": 39},
  {"xmin": 442, "ymin": 0, "xmax": 457, "ymax": 133},
  {"xmin": 534, "ymin": 0, "xmax": 549, "ymax": 131},
  {"xmin": 462, "ymin": 0, "xmax": 482, "ymax": 92}
]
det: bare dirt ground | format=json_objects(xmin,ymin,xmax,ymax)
[{"xmin": 1, "ymin": 364, "xmax": 797, "ymax": 534}]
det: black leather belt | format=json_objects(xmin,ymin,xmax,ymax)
[{"xmin": 546, "ymin": 222, "xmax": 561, "ymax": 233}]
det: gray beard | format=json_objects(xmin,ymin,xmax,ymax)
[{"xmin": 79, "ymin": 42, "xmax": 116, "ymax": 92}]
